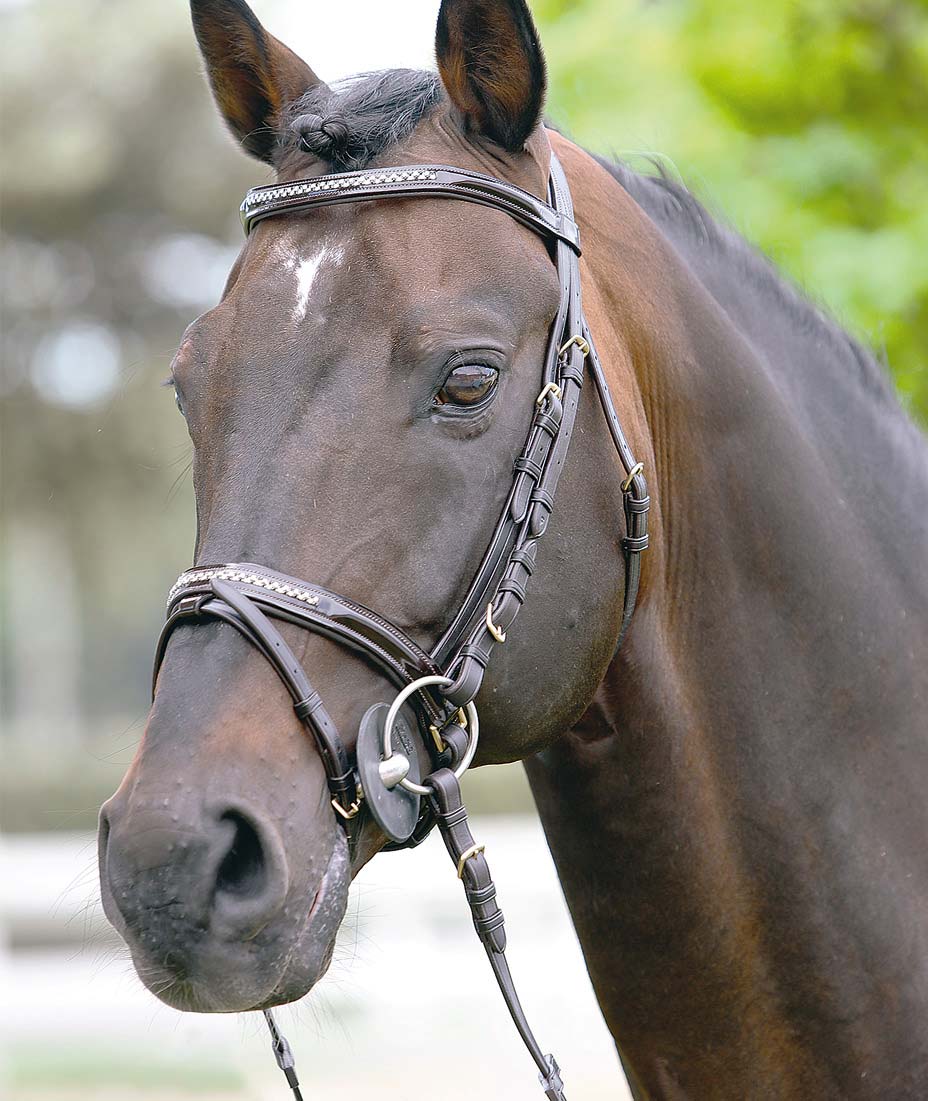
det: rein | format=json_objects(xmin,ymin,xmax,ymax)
[{"xmin": 155, "ymin": 151, "xmax": 648, "ymax": 1099}]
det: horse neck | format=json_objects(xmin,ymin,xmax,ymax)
[
  {"xmin": 571, "ymin": 138, "xmax": 926, "ymax": 756},
  {"xmin": 531, "ymin": 138, "xmax": 928, "ymax": 1094}
]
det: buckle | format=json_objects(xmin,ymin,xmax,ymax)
[
  {"xmin": 456, "ymin": 842, "xmax": 486, "ymax": 879},
  {"xmin": 535, "ymin": 381, "xmax": 562, "ymax": 407},
  {"xmin": 485, "ymin": 602, "xmax": 507, "ymax": 643},
  {"xmin": 621, "ymin": 461, "xmax": 644, "ymax": 492},
  {"xmin": 558, "ymin": 334, "xmax": 590, "ymax": 358},
  {"xmin": 331, "ymin": 796, "xmax": 361, "ymax": 820}
]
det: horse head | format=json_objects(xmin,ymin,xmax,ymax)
[{"xmin": 98, "ymin": 0, "xmax": 644, "ymax": 1016}]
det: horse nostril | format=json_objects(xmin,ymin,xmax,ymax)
[
  {"xmin": 98, "ymin": 802, "xmax": 111, "ymax": 855},
  {"xmin": 97, "ymin": 801, "xmax": 113, "ymax": 904},
  {"xmin": 209, "ymin": 808, "xmax": 289, "ymax": 937},
  {"xmin": 215, "ymin": 812, "xmax": 266, "ymax": 899}
]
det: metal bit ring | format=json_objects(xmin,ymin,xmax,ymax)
[{"xmin": 382, "ymin": 675, "xmax": 479, "ymax": 795}]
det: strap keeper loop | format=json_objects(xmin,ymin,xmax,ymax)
[
  {"xmin": 510, "ymin": 548, "xmax": 537, "ymax": 572},
  {"xmin": 514, "ymin": 456, "xmax": 544, "ymax": 480}
]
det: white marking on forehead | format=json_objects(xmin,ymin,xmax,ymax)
[{"xmin": 289, "ymin": 244, "xmax": 343, "ymax": 322}]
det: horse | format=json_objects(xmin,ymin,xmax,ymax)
[{"xmin": 98, "ymin": 0, "xmax": 928, "ymax": 1096}]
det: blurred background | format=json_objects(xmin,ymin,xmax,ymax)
[{"xmin": 1, "ymin": 0, "xmax": 925, "ymax": 1097}]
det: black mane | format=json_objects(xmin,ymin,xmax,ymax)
[
  {"xmin": 283, "ymin": 69, "xmax": 442, "ymax": 171},
  {"xmin": 597, "ymin": 155, "xmax": 897, "ymax": 406}
]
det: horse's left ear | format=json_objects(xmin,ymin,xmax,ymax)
[
  {"xmin": 435, "ymin": 0, "xmax": 547, "ymax": 152},
  {"xmin": 190, "ymin": 0, "xmax": 324, "ymax": 164}
]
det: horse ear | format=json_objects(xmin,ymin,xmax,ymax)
[
  {"xmin": 190, "ymin": 0, "xmax": 324, "ymax": 164},
  {"xmin": 435, "ymin": 0, "xmax": 546, "ymax": 152}
]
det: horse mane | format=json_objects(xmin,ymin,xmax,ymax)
[
  {"xmin": 283, "ymin": 69, "xmax": 442, "ymax": 171},
  {"xmin": 597, "ymin": 154, "xmax": 899, "ymax": 408}
]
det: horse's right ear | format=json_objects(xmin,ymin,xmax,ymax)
[
  {"xmin": 436, "ymin": 0, "xmax": 546, "ymax": 152},
  {"xmin": 190, "ymin": 0, "xmax": 324, "ymax": 164}
]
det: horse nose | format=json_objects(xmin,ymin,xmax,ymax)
[{"xmin": 99, "ymin": 795, "xmax": 290, "ymax": 943}]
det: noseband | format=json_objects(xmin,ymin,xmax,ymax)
[{"xmin": 155, "ymin": 151, "xmax": 648, "ymax": 1100}]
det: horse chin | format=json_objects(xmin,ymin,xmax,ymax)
[{"xmin": 126, "ymin": 834, "xmax": 351, "ymax": 1015}]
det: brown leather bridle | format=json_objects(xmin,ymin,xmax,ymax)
[{"xmin": 154, "ymin": 151, "xmax": 648, "ymax": 1100}]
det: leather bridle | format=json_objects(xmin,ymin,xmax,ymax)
[{"xmin": 154, "ymin": 151, "xmax": 648, "ymax": 1100}]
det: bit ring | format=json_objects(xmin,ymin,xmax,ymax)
[{"xmin": 382, "ymin": 674, "xmax": 479, "ymax": 795}]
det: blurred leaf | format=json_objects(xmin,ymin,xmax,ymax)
[{"xmin": 537, "ymin": 0, "xmax": 928, "ymax": 422}]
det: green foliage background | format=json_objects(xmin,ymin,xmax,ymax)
[{"xmin": 536, "ymin": 0, "xmax": 928, "ymax": 421}]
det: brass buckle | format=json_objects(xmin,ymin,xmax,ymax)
[
  {"xmin": 621, "ymin": 461, "xmax": 644, "ymax": 492},
  {"xmin": 456, "ymin": 843, "xmax": 486, "ymax": 879},
  {"xmin": 429, "ymin": 708, "xmax": 467, "ymax": 752},
  {"xmin": 331, "ymin": 796, "xmax": 361, "ymax": 820},
  {"xmin": 429, "ymin": 723, "xmax": 445, "ymax": 753},
  {"xmin": 558, "ymin": 334, "xmax": 590, "ymax": 358},
  {"xmin": 486, "ymin": 603, "xmax": 506, "ymax": 644},
  {"xmin": 535, "ymin": 381, "xmax": 562, "ymax": 407}
]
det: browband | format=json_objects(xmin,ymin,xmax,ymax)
[{"xmin": 241, "ymin": 163, "xmax": 581, "ymax": 252}]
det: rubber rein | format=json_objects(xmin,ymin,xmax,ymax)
[{"xmin": 155, "ymin": 151, "xmax": 649, "ymax": 1099}]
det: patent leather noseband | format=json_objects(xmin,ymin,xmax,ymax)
[{"xmin": 154, "ymin": 151, "xmax": 649, "ymax": 1100}]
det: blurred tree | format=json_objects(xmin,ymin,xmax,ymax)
[
  {"xmin": 1, "ymin": 0, "xmax": 256, "ymax": 746},
  {"xmin": 536, "ymin": 0, "xmax": 928, "ymax": 421}
]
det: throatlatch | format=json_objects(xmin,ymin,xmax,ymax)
[{"xmin": 157, "ymin": 150, "xmax": 649, "ymax": 1101}]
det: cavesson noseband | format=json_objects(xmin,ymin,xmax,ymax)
[{"xmin": 155, "ymin": 151, "xmax": 649, "ymax": 1100}]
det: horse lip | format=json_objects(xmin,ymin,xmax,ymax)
[
  {"xmin": 303, "ymin": 834, "xmax": 345, "ymax": 929},
  {"xmin": 307, "ymin": 882, "xmax": 324, "ymax": 922},
  {"xmin": 260, "ymin": 831, "xmax": 350, "ymax": 1009}
]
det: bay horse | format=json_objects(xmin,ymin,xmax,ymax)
[{"xmin": 99, "ymin": 0, "xmax": 928, "ymax": 1096}]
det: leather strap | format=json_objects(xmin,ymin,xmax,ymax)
[
  {"xmin": 435, "ymin": 154, "xmax": 648, "ymax": 705},
  {"xmin": 242, "ymin": 163, "xmax": 581, "ymax": 252},
  {"xmin": 426, "ymin": 769, "xmax": 566, "ymax": 1100},
  {"xmin": 163, "ymin": 563, "xmax": 439, "ymax": 683}
]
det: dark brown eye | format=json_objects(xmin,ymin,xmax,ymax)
[{"xmin": 435, "ymin": 363, "xmax": 499, "ymax": 408}]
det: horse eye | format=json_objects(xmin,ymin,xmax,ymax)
[
  {"xmin": 435, "ymin": 364, "xmax": 499, "ymax": 408},
  {"xmin": 174, "ymin": 388, "xmax": 186, "ymax": 417}
]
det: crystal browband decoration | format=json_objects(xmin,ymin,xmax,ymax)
[
  {"xmin": 241, "ymin": 168, "xmax": 439, "ymax": 213},
  {"xmin": 167, "ymin": 567, "xmax": 321, "ymax": 609}
]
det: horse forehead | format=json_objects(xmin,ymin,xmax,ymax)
[
  {"xmin": 244, "ymin": 193, "xmax": 546, "ymax": 307},
  {"xmin": 251, "ymin": 231, "xmax": 339, "ymax": 308}
]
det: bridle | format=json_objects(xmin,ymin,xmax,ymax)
[{"xmin": 155, "ymin": 150, "xmax": 649, "ymax": 1100}]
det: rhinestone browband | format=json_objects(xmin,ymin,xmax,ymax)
[
  {"xmin": 241, "ymin": 168, "xmax": 439, "ymax": 212},
  {"xmin": 239, "ymin": 163, "xmax": 582, "ymax": 249},
  {"xmin": 167, "ymin": 567, "xmax": 320, "ymax": 610}
]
